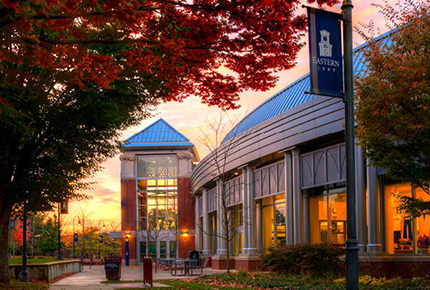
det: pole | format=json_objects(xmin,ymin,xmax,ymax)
[
  {"xmin": 57, "ymin": 203, "xmax": 62, "ymax": 260},
  {"xmin": 8, "ymin": 219, "xmax": 11, "ymax": 259},
  {"xmin": 73, "ymin": 218, "xmax": 76, "ymax": 259},
  {"xmin": 342, "ymin": 1, "xmax": 358, "ymax": 289},
  {"xmin": 21, "ymin": 203, "xmax": 29, "ymax": 282}
]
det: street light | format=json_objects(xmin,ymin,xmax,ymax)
[
  {"xmin": 98, "ymin": 220, "xmax": 106, "ymax": 259},
  {"xmin": 72, "ymin": 216, "xmax": 80, "ymax": 258}
]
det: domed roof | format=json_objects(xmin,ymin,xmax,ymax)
[{"xmin": 222, "ymin": 29, "xmax": 393, "ymax": 143}]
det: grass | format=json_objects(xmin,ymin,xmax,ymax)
[
  {"xmin": 0, "ymin": 280, "xmax": 49, "ymax": 290},
  {"xmin": 114, "ymin": 272, "xmax": 430, "ymax": 290},
  {"xmin": 9, "ymin": 257, "xmax": 59, "ymax": 264}
]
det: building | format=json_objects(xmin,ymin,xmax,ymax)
[
  {"xmin": 191, "ymin": 29, "xmax": 430, "ymax": 275},
  {"xmin": 120, "ymin": 118, "xmax": 199, "ymax": 265}
]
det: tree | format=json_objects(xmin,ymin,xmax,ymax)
[
  {"xmin": 0, "ymin": 0, "xmax": 337, "ymax": 283},
  {"xmin": 355, "ymin": 0, "xmax": 430, "ymax": 217},
  {"xmin": 198, "ymin": 112, "xmax": 248, "ymax": 273},
  {"xmin": 38, "ymin": 216, "xmax": 64, "ymax": 256}
]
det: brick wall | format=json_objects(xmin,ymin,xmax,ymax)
[{"xmin": 177, "ymin": 177, "xmax": 195, "ymax": 258}]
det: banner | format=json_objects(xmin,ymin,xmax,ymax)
[
  {"xmin": 307, "ymin": 7, "xmax": 344, "ymax": 98},
  {"xmin": 60, "ymin": 201, "xmax": 68, "ymax": 214}
]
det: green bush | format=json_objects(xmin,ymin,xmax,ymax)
[{"xmin": 262, "ymin": 243, "xmax": 344, "ymax": 276}]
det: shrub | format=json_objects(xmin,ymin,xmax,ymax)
[{"xmin": 262, "ymin": 243, "xmax": 344, "ymax": 276}]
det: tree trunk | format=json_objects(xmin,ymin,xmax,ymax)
[{"xmin": 0, "ymin": 199, "xmax": 13, "ymax": 284}]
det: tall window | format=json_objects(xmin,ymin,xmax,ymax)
[
  {"xmin": 136, "ymin": 155, "xmax": 178, "ymax": 231},
  {"xmin": 385, "ymin": 182, "xmax": 430, "ymax": 255},
  {"xmin": 261, "ymin": 193, "xmax": 286, "ymax": 253},
  {"xmin": 309, "ymin": 185, "xmax": 346, "ymax": 245}
]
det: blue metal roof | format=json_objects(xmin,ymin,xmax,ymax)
[
  {"xmin": 223, "ymin": 29, "xmax": 394, "ymax": 143},
  {"xmin": 123, "ymin": 118, "xmax": 194, "ymax": 148}
]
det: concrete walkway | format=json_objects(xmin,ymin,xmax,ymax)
[{"xmin": 50, "ymin": 265, "xmax": 225, "ymax": 290}]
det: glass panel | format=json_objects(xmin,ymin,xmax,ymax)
[
  {"xmin": 310, "ymin": 195, "xmax": 328, "ymax": 244},
  {"xmin": 262, "ymin": 198, "xmax": 274, "ymax": 253},
  {"xmin": 415, "ymin": 187, "xmax": 430, "ymax": 254},
  {"xmin": 137, "ymin": 180, "xmax": 147, "ymax": 191},
  {"xmin": 140, "ymin": 242, "xmax": 147, "ymax": 260},
  {"xmin": 147, "ymin": 157, "xmax": 156, "ymax": 177},
  {"xmin": 157, "ymin": 156, "xmax": 167, "ymax": 177},
  {"xmin": 275, "ymin": 203, "xmax": 286, "ymax": 247},
  {"xmin": 170, "ymin": 241, "xmax": 176, "ymax": 258},
  {"xmin": 385, "ymin": 183, "xmax": 413, "ymax": 254},
  {"xmin": 167, "ymin": 156, "xmax": 177, "ymax": 177},
  {"xmin": 147, "ymin": 179, "xmax": 157, "ymax": 190},
  {"xmin": 160, "ymin": 241, "xmax": 166, "ymax": 258},
  {"xmin": 149, "ymin": 242, "xmax": 156, "ymax": 259},
  {"xmin": 137, "ymin": 156, "xmax": 147, "ymax": 178},
  {"xmin": 328, "ymin": 193, "xmax": 347, "ymax": 245}
]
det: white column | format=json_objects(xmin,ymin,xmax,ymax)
[
  {"xmin": 284, "ymin": 152, "xmax": 294, "ymax": 245},
  {"xmin": 216, "ymin": 179, "xmax": 227, "ymax": 255},
  {"xmin": 255, "ymin": 200, "xmax": 262, "ymax": 253},
  {"xmin": 195, "ymin": 197, "xmax": 201, "ymax": 252},
  {"xmin": 202, "ymin": 189, "xmax": 210, "ymax": 255},
  {"xmin": 246, "ymin": 165, "xmax": 257, "ymax": 255},
  {"xmin": 355, "ymin": 145, "xmax": 367, "ymax": 253},
  {"xmin": 240, "ymin": 166, "xmax": 249, "ymax": 254},
  {"xmin": 303, "ymin": 191, "xmax": 310, "ymax": 244},
  {"xmin": 367, "ymin": 160, "xmax": 382, "ymax": 254},
  {"xmin": 292, "ymin": 148, "xmax": 302, "ymax": 244}
]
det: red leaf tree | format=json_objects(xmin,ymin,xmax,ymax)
[{"xmin": 0, "ymin": 0, "xmax": 337, "ymax": 283}]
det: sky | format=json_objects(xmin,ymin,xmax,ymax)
[{"xmin": 62, "ymin": 0, "xmax": 397, "ymax": 232}]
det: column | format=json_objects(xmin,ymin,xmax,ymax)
[
  {"xmin": 246, "ymin": 165, "xmax": 257, "ymax": 255},
  {"xmin": 240, "ymin": 166, "xmax": 249, "ymax": 254},
  {"xmin": 367, "ymin": 160, "xmax": 382, "ymax": 254},
  {"xmin": 292, "ymin": 148, "xmax": 302, "ymax": 244},
  {"xmin": 195, "ymin": 196, "xmax": 201, "ymax": 252},
  {"xmin": 202, "ymin": 189, "xmax": 210, "ymax": 255},
  {"xmin": 284, "ymin": 152, "xmax": 294, "ymax": 245},
  {"xmin": 216, "ymin": 179, "xmax": 227, "ymax": 255},
  {"xmin": 355, "ymin": 145, "xmax": 367, "ymax": 253},
  {"xmin": 303, "ymin": 191, "xmax": 310, "ymax": 243}
]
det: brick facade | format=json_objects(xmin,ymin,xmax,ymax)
[{"xmin": 177, "ymin": 177, "xmax": 195, "ymax": 258}]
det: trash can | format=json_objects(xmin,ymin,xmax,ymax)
[
  {"xmin": 143, "ymin": 257, "xmax": 153, "ymax": 286},
  {"xmin": 104, "ymin": 253, "xmax": 122, "ymax": 280}
]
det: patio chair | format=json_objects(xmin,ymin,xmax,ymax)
[{"xmin": 189, "ymin": 257, "xmax": 209, "ymax": 276}]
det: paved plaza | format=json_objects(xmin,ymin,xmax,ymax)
[{"xmin": 49, "ymin": 264, "xmax": 224, "ymax": 290}]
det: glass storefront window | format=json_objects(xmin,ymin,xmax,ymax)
[
  {"xmin": 384, "ymin": 182, "xmax": 430, "ymax": 255},
  {"xmin": 160, "ymin": 241, "xmax": 166, "ymax": 258},
  {"xmin": 310, "ymin": 195, "xmax": 328, "ymax": 244},
  {"xmin": 309, "ymin": 188, "xmax": 346, "ymax": 245},
  {"xmin": 136, "ymin": 155, "xmax": 178, "ymax": 233},
  {"xmin": 262, "ymin": 194, "xmax": 286, "ymax": 253},
  {"xmin": 385, "ymin": 183, "xmax": 413, "ymax": 254}
]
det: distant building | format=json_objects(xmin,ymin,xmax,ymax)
[{"xmin": 120, "ymin": 119, "xmax": 199, "ymax": 265}]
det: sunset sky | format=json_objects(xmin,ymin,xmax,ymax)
[{"xmin": 63, "ymin": 0, "xmax": 397, "ymax": 232}]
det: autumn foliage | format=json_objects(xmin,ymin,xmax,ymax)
[
  {"xmin": 355, "ymin": 1, "xmax": 430, "ymax": 214},
  {"xmin": 0, "ymin": 0, "xmax": 338, "ymax": 110}
]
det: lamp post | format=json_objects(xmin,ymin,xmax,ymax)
[
  {"xmin": 72, "ymin": 216, "xmax": 80, "ymax": 258},
  {"xmin": 342, "ymin": 0, "xmax": 358, "ymax": 289},
  {"xmin": 98, "ymin": 220, "xmax": 105, "ymax": 259},
  {"xmin": 21, "ymin": 202, "xmax": 29, "ymax": 282},
  {"xmin": 57, "ymin": 203, "xmax": 62, "ymax": 260},
  {"xmin": 125, "ymin": 235, "xmax": 130, "ymax": 266}
]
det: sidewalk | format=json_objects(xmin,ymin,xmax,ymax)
[{"xmin": 49, "ymin": 264, "xmax": 224, "ymax": 290}]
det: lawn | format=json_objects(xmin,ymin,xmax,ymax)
[
  {"xmin": 0, "ymin": 280, "xmax": 49, "ymax": 290},
  {"xmin": 113, "ymin": 272, "xmax": 430, "ymax": 290},
  {"xmin": 9, "ymin": 257, "xmax": 58, "ymax": 264}
]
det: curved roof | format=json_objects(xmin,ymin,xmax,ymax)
[{"xmin": 222, "ymin": 29, "xmax": 394, "ymax": 143}]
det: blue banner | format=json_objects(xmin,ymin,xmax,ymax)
[{"xmin": 307, "ymin": 7, "xmax": 344, "ymax": 98}]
